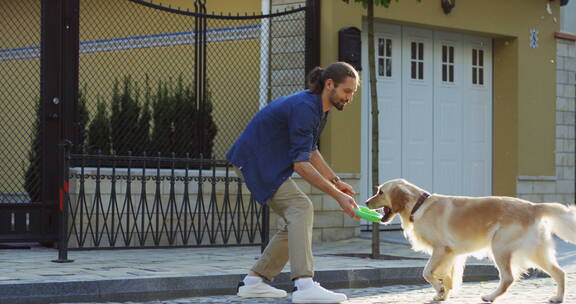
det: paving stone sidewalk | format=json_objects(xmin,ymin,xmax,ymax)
[{"xmin": 1, "ymin": 234, "xmax": 573, "ymax": 304}]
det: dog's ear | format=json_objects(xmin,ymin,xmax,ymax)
[{"xmin": 390, "ymin": 185, "xmax": 408, "ymax": 213}]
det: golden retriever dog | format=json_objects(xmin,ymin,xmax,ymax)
[{"xmin": 365, "ymin": 178, "xmax": 576, "ymax": 303}]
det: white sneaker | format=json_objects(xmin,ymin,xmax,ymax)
[
  {"xmin": 236, "ymin": 281, "xmax": 288, "ymax": 298},
  {"xmin": 291, "ymin": 282, "xmax": 348, "ymax": 303}
]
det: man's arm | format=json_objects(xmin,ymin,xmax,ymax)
[
  {"xmin": 310, "ymin": 150, "xmax": 355, "ymax": 196},
  {"xmin": 293, "ymin": 161, "xmax": 359, "ymax": 218},
  {"xmin": 310, "ymin": 149, "xmax": 336, "ymax": 181}
]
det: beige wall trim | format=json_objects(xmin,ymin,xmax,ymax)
[
  {"xmin": 517, "ymin": 176, "xmax": 557, "ymax": 181},
  {"xmin": 555, "ymin": 32, "xmax": 576, "ymax": 41},
  {"xmin": 0, "ymin": 26, "xmax": 260, "ymax": 62}
]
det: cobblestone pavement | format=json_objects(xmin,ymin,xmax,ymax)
[{"xmin": 61, "ymin": 268, "xmax": 576, "ymax": 304}]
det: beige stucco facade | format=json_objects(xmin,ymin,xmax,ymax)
[{"xmin": 319, "ymin": 0, "xmax": 561, "ymax": 199}]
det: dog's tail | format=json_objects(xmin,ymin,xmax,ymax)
[{"xmin": 537, "ymin": 203, "xmax": 576, "ymax": 243}]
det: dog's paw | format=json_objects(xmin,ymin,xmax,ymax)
[
  {"xmin": 481, "ymin": 295, "xmax": 495, "ymax": 303},
  {"xmin": 433, "ymin": 288, "xmax": 448, "ymax": 301},
  {"xmin": 433, "ymin": 295, "xmax": 447, "ymax": 301},
  {"xmin": 548, "ymin": 296, "xmax": 563, "ymax": 303}
]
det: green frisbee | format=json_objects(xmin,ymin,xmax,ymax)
[{"xmin": 354, "ymin": 206, "xmax": 383, "ymax": 222}]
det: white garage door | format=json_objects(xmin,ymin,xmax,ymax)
[{"xmin": 360, "ymin": 24, "xmax": 492, "ymax": 205}]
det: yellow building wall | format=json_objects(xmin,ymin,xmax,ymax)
[
  {"xmin": 0, "ymin": 0, "xmax": 262, "ymax": 195},
  {"xmin": 78, "ymin": 0, "xmax": 262, "ymax": 159},
  {"xmin": 321, "ymin": 0, "xmax": 559, "ymax": 196},
  {"xmin": 0, "ymin": 0, "xmax": 41, "ymax": 197},
  {"xmin": 493, "ymin": 39, "xmax": 519, "ymax": 197}
]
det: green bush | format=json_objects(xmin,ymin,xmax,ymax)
[
  {"xmin": 87, "ymin": 97, "xmax": 111, "ymax": 154},
  {"xmin": 77, "ymin": 86, "xmax": 90, "ymax": 151},
  {"xmin": 195, "ymin": 87, "xmax": 217, "ymax": 159},
  {"xmin": 150, "ymin": 80, "xmax": 173, "ymax": 156},
  {"xmin": 25, "ymin": 75, "xmax": 218, "ymax": 202},
  {"xmin": 133, "ymin": 76, "xmax": 152, "ymax": 155},
  {"xmin": 150, "ymin": 76, "xmax": 217, "ymax": 158},
  {"xmin": 24, "ymin": 89, "xmax": 89, "ymax": 202},
  {"xmin": 110, "ymin": 76, "xmax": 141, "ymax": 155}
]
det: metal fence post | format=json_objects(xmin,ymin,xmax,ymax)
[
  {"xmin": 53, "ymin": 143, "xmax": 74, "ymax": 263},
  {"xmin": 41, "ymin": 0, "xmax": 79, "ymax": 261},
  {"xmin": 305, "ymin": 0, "xmax": 321, "ymax": 85},
  {"xmin": 40, "ymin": 0, "xmax": 64, "ymax": 243}
]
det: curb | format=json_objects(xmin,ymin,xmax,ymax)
[{"xmin": 1, "ymin": 265, "xmax": 499, "ymax": 304}]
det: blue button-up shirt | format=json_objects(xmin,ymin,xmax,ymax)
[{"xmin": 226, "ymin": 90, "xmax": 328, "ymax": 205}]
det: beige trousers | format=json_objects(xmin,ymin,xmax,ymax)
[{"xmin": 236, "ymin": 168, "xmax": 314, "ymax": 281}]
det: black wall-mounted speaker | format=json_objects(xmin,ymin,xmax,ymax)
[{"xmin": 338, "ymin": 27, "xmax": 362, "ymax": 71}]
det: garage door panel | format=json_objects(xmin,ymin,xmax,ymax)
[
  {"xmin": 361, "ymin": 25, "xmax": 492, "ymax": 203},
  {"xmin": 437, "ymin": 101, "xmax": 461, "ymax": 143},
  {"xmin": 469, "ymin": 102, "xmax": 488, "ymax": 144},
  {"xmin": 403, "ymin": 27, "xmax": 433, "ymax": 189},
  {"xmin": 470, "ymin": 160, "xmax": 488, "ymax": 195},
  {"xmin": 376, "ymin": 30, "xmax": 403, "ymax": 182},
  {"xmin": 436, "ymin": 159, "xmax": 461, "ymax": 195},
  {"xmin": 405, "ymin": 160, "xmax": 433, "ymax": 190}
]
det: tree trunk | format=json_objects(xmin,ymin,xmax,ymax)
[{"xmin": 367, "ymin": 0, "xmax": 380, "ymax": 258}]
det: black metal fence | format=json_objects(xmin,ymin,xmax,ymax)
[
  {"xmin": 64, "ymin": 152, "xmax": 268, "ymax": 250},
  {"xmin": 74, "ymin": 0, "xmax": 308, "ymax": 159},
  {"xmin": 0, "ymin": 0, "xmax": 318, "ymax": 250}
]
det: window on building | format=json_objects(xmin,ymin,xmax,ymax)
[
  {"xmin": 378, "ymin": 38, "xmax": 392, "ymax": 77},
  {"xmin": 472, "ymin": 49, "xmax": 484, "ymax": 85},
  {"xmin": 411, "ymin": 41, "xmax": 424, "ymax": 80},
  {"xmin": 442, "ymin": 45, "xmax": 455, "ymax": 83}
]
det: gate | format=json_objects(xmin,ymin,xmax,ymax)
[
  {"xmin": 0, "ymin": 0, "xmax": 320, "ymax": 249},
  {"xmin": 0, "ymin": 1, "xmax": 57, "ymax": 243}
]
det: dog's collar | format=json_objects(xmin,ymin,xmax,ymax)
[{"xmin": 409, "ymin": 192, "xmax": 431, "ymax": 222}]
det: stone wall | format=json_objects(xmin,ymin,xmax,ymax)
[
  {"xmin": 269, "ymin": 174, "xmax": 362, "ymax": 243},
  {"xmin": 517, "ymin": 38, "xmax": 575, "ymax": 205}
]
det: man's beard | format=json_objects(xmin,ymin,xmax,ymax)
[{"xmin": 329, "ymin": 91, "xmax": 345, "ymax": 111}]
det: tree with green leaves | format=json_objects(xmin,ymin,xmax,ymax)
[
  {"xmin": 150, "ymin": 76, "xmax": 217, "ymax": 158},
  {"xmin": 150, "ymin": 80, "xmax": 174, "ymax": 156},
  {"xmin": 87, "ymin": 96, "xmax": 112, "ymax": 154},
  {"xmin": 171, "ymin": 77, "xmax": 193, "ymax": 156},
  {"xmin": 196, "ymin": 86, "xmax": 217, "ymax": 159},
  {"xmin": 77, "ymin": 86, "xmax": 90, "ymax": 152},
  {"xmin": 133, "ymin": 76, "xmax": 152, "ymax": 155},
  {"xmin": 110, "ymin": 76, "xmax": 141, "ymax": 155}
]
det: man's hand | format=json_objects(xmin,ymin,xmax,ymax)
[
  {"xmin": 335, "ymin": 181, "xmax": 355, "ymax": 196},
  {"xmin": 336, "ymin": 192, "xmax": 360, "ymax": 219},
  {"xmin": 292, "ymin": 161, "xmax": 359, "ymax": 219}
]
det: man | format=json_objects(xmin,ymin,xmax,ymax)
[{"xmin": 227, "ymin": 62, "xmax": 360, "ymax": 303}]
